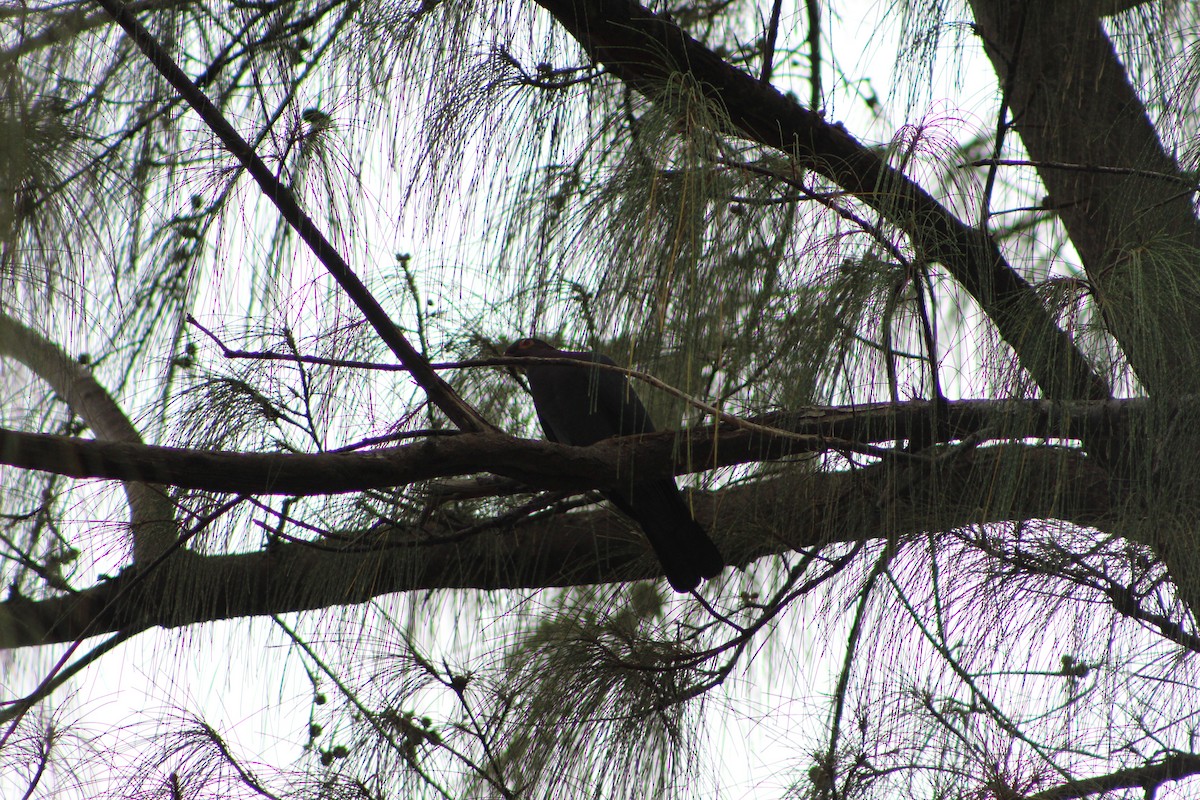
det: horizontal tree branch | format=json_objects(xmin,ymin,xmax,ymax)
[
  {"xmin": 0, "ymin": 442, "xmax": 1112, "ymax": 648},
  {"xmin": 0, "ymin": 397, "xmax": 1134, "ymax": 496},
  {"xmin": 1026, "ymin": 752, "xmax": 1200, "ymax": 800}
]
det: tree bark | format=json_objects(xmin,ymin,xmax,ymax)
[
  {"xmin": 0, "ymin": 442, "xmax": 1110, "ymax": 648},
  {"xmin": 970, "ymin": 0, "xmax": 1200, "ymax": 396},
  {"xmin": 0, "ymin": 398, "xmax": 1129, "ymax": 495},
  {"xmin": 533, "ymin": 0, "xmax": 1110, "ymax": 404}
]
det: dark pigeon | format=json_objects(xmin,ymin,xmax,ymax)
[{"xmin": 506, "ymin": 337, "xmax": 724, "ymax": 592}]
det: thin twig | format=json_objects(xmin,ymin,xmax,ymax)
[
  {"xmin": 94, "ymin": 0, "xmax": 493, "ymax": 433},
  {"xmin": 979, "ymin": 2, "xmax": 1026, "ymax": 225},
  {"xmin": 825, "ymin": 544, "xmax": 898, "ymax": 800},
  {"xmin": 759, "ymin": 0, "xmax": 783, "ymax": 85},
  {"xmin": 963, "ymin": 158, "xmax": 1199, "ymax": 189},
  {"xmin": 883, "ymin": 567, "xmax": 1074, "ymax": 784},
  {"xmin": 804, "ymin": 0, "xmax": 821, "ymax": 108},
  {"xmin": 716, "ymin": 158, "xmax": 912, "ymax": 268},
  {"xmin": 0, "ymin": 494, "xmax": 243, "ymax": 736},
  {"xmin": 187, "ymin": 323, "xmax": 881, "ymax": 460}
]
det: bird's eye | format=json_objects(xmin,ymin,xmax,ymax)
[{"xmin": 517, "ymin": 339, "xmax": 534, "ymax": 349}]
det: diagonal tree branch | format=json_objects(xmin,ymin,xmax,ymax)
[
  {"xmin": 92, "ymin": 0, "xmax": 495, "ymax": 433},
  {"xmin": 969, "ymin": 0, "xmax": 1200, "ymax": 397},
  {"xmin": 533, "ymin": 0, "xmax": 1110, "ymax": 405},
  {"xmin": 0, "ymin": 313, "xmax": 178, "ymax": 563},
  {"xmin": 968, "ymin": 0, "xmax": 1200, "ymax": 621}
]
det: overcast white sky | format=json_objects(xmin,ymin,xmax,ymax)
[{"xmin": 3, "ymin": 3, "xmax": 1020, "ymax": 797}]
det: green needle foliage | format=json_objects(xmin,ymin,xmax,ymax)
[{"xmin": 3, "ymin": 1, "xmax": 1200, "ymax": 798}]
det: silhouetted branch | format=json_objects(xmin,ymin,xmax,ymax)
[
  {"xmin": 94, "ymin": 0, "xmax": 493, "ymax": 433},
  {"xmin": 0, "ymin": 397, "xmax": 1131, "ymax": 495},
  {"xmin": 0, "ymin": 442, "xmax": 1110, "ymax": 648},
  {"xmin": 534, "ymin": 0, "xmax": 1110, "ymax": 405},
  {"xmin": 1025, "ymin": 753, "xmax": 1200, "ymax": 800}
]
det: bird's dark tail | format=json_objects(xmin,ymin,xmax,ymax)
[{"xmin": 607, "ymin": 481, "xmax": 724, "ymax": 593}]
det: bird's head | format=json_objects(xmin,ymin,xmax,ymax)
[{"xmin": 504, "ymin": 338, "xmax": 557, "ymax": 358}]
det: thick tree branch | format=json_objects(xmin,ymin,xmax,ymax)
[
  {"xmin": 0, "ymin": 398, "xmax": 1133, "ymax": 495},
  {"xmin": 1025, "ymin": 752, "xmax": 1200, "ymax": 800},
  {"xmin": 0, "ymin": 443, "xmax": 1111, "ymax": 648},
  {"xmin": 533, "ymin": 0, "xmax": 1109, "ymax": 404},
  {"xmin": 93, "ymin": 0, "xmax": 494, "ymax": 432},
  {"xmin": 969, "ymin": 0, "xmax": 1200, "ymax": 625},
  {"xmin": 0, "ymin": 313, "xmax": 178, "ymax": 563},
  {"xmin": 969, "ymin": 0, "xmax": 1200, "ymax": 397}
]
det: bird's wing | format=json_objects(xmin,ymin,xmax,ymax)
[
  {"xmin": 534, "ymin": 407, "xmax": 562, "ymax": 444},
  {"xmin": 587, "ymin": 353, "xmax": 657, "ymax": 436}
]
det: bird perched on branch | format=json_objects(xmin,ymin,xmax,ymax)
[{"xmin": 505, "ymin": 337, "xmax": 724, "ymax": 592}]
